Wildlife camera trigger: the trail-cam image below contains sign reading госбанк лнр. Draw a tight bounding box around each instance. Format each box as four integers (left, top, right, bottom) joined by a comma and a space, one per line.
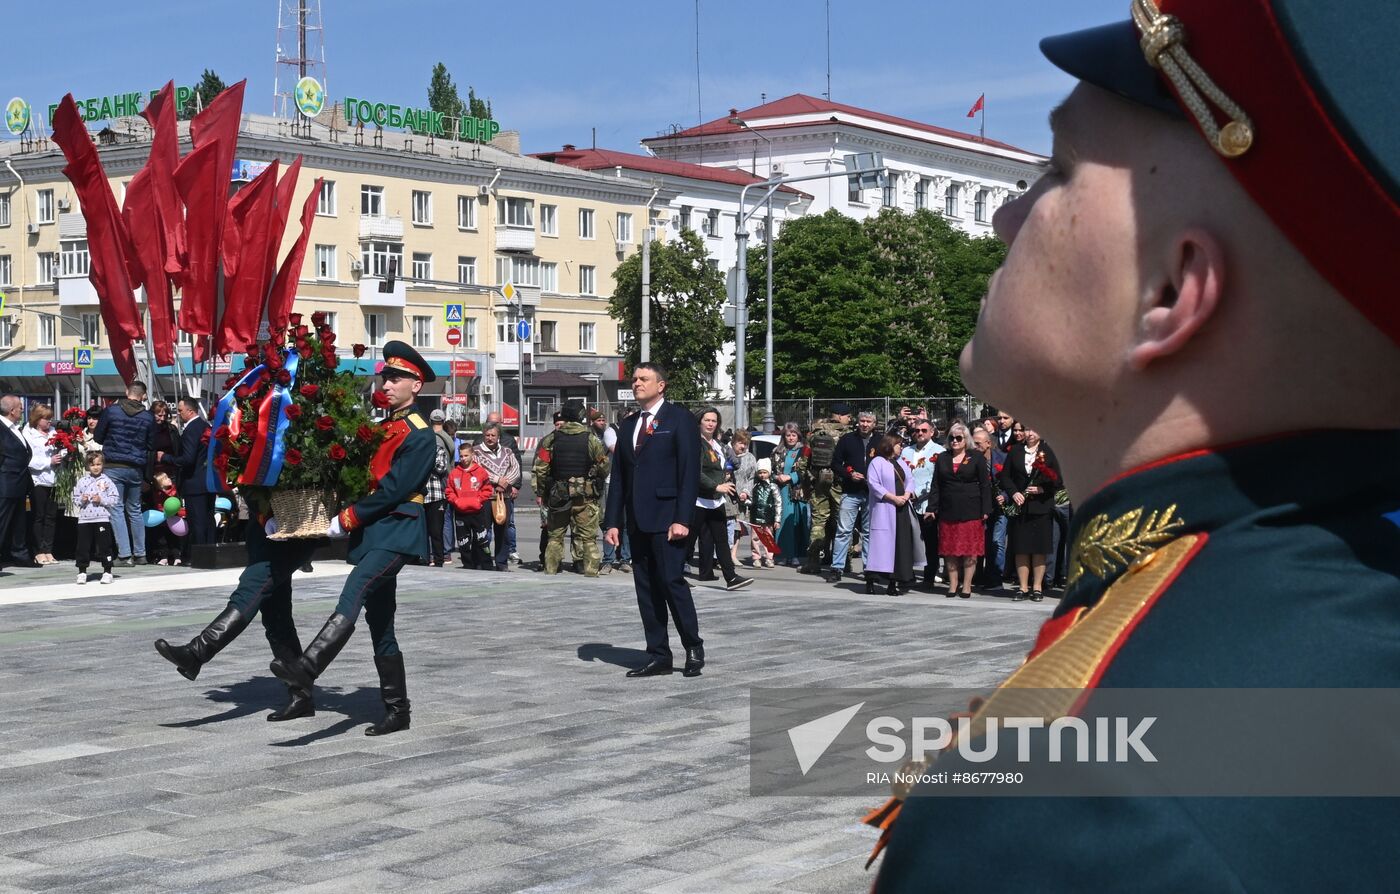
46, 86, 197, 126
344, 96, 500, 142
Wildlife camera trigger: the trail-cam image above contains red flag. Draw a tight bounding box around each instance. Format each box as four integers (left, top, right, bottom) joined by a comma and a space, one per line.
267, 176, 322, 332
267, 156, 302, 275
122, 171, 176, 367
138, 82, 186, 283
218, 160, 278, 355
50, 95, 145, 384
967, 94, 985, 117
186, 79, 246, 358
173, 141, 222, 361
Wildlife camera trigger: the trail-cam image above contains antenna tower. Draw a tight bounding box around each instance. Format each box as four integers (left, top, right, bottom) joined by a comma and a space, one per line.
274, 0, 327, 119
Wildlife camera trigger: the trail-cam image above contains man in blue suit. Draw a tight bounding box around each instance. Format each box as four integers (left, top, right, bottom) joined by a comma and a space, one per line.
173, 396, 214, 550
604, 362, 705, 678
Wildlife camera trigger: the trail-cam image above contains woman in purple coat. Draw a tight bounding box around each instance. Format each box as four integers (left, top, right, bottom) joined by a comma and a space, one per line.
865, 434, 926, 595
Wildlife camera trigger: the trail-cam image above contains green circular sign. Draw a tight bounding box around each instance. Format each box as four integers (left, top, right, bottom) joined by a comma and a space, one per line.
5, 97, 31, 137
295, 77, 325, 118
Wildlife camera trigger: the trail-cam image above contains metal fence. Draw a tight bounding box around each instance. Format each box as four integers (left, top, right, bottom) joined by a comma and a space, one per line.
613, 396, 985, 433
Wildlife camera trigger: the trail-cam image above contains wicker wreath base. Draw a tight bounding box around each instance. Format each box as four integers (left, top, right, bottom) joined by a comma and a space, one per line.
267, 488, 338, 540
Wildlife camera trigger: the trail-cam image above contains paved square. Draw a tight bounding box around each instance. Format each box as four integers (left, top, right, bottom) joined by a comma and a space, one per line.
0, 532, 1049, 893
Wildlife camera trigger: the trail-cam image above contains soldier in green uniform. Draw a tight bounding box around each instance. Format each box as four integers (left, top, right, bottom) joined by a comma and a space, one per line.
870, 1, 1400, 890
152, 499, 318, 721
533, 404, 609, 576
795, 403, 850, 575
270, 341, 438, 737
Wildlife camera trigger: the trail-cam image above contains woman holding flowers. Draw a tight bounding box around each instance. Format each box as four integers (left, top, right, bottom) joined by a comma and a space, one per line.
25, 404, 64, 565
998, 427, 1062, 601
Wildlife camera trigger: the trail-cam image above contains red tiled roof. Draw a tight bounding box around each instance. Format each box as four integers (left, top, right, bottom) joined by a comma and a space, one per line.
531, 146, 811, 196
641, 93, 1035, 156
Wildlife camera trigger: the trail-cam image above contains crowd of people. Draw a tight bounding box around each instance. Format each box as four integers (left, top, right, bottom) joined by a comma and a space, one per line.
0, 383, 218, 579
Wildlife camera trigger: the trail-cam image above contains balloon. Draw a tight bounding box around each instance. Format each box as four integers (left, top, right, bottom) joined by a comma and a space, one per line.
166, 516, 188, 537
214, 496, 233, 512
143, 509, 165, 528
163, 496, 182, 517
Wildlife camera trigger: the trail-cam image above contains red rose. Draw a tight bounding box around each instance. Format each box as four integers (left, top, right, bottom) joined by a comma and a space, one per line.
328, 444, 347, 461
352, 343, 367, 358
322, 331, 336, 346
801, 446, 811, 457
323, 352, 339, 368
315, 415, 334, 431
214, 425, 232, 441
356, 424, 375, 443
235, 441, 251, 457
298, 344, 314, 360
214, 454, 229, 471
299, 384, 320, 399
371, 391, 391, 410
311, 311, 327, 326
235, 385, 251, 401
270, 330, 286, 347
289, 313, 303, 326
259, 370, 272, 384
284, 405, 302, 421
200, 429, 211, 445
276, 369, 292, 385
266, 353, 284, 371
295, 325, 309, 339
285, 448, 303, 466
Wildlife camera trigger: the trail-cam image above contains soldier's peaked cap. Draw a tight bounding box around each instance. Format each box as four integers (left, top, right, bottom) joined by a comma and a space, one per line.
381, 340, 436, 383
1042, 0, 1400, 346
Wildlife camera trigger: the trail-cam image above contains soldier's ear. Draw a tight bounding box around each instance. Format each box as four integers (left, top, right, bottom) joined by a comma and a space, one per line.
1128, 227, 1226, 371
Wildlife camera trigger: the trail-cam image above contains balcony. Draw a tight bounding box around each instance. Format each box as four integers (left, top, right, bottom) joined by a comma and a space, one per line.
494, 224, 536, 253
359, 276, 406, 307
359, 215, 404, 240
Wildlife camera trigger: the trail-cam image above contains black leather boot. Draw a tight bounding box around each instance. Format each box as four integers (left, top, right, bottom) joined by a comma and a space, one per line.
798, 552, 823, 576
266, 639, 315, 722
269, 613, 355, 692
683, 645, 706, 677
154, 605, 252, 681
365, 654, 411, 736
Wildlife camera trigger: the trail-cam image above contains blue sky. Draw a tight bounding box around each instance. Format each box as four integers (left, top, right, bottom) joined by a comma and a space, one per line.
6, 0, 1125, 157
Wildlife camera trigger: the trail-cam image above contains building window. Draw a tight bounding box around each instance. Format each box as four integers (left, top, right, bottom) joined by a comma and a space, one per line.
361, 241, 403, 278
538, 319, 557, 353
678, 206, 692, 231
974, 189, 989, 223
411, 315, 433, 348
37, 252, 57, 285
541, 261, 558, 293
361, 184, 384, 217
578, 208, 595, 239
323, 311, 338, 335
411, 190, 432, 225
317, 181, 337, 216
616, 212, 633, 244
705, 258, 720, 272
457, 195, 477, 230
314, 244, 337, 279
178, 329, 194, 346
495, 311, 518, 344
914, 178, 928, 210
495, 255, 541, 287
365, 312, 387, 347
578, 322, 596, 353
457, 256, 477, 285
497, 197, 534, 228
81, 312, 101, 346
0, 254, 10, 286
579, 265, 596, 295
705, 208, 720, 237
540, 204, 558, 236
59, 240, 90, 278
882, 171, 899, 208
848, 173, 862, 204
37, 189, 55, 224
412, 251, 433, 280
945, 184, 961, 218
0, 193, 9, 227
0, 317, 11, 348
527, 396, 556, 425
38, 315, 55, 348
464, 318, 478, 349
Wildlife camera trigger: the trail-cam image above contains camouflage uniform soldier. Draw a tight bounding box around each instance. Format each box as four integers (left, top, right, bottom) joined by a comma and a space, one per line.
795, 402, 852, 575
533, 404, 609, 576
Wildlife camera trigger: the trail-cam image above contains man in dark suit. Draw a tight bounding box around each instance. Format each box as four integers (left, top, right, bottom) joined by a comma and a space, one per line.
173, 396, 215, 550
604, 362, 705, 678
0, 394, 36, 569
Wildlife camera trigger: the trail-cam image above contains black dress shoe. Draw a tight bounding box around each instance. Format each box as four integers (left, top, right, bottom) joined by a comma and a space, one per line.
626, 659, 674, 677
682, 646, 705, 677
694, 573, 718, 582
822, 569, 843, 584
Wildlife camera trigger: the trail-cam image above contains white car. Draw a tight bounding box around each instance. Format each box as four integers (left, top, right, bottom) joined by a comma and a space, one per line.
749, 434, 781, 463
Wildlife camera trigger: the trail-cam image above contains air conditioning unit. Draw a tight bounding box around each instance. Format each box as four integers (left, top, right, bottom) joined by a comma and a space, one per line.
477, 185, 491, 198
57, 198, 72, 212
25, 223, 39, 235
770, 162, 785, 176
349, 259, 363, 275
615, 240, 629, 254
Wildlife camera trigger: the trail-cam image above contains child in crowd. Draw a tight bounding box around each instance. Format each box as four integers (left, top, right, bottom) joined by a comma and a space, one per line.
148, 472, 186, 566
72, 452, 119, 584
749, 458, 781, 569
445, 443, 494, 570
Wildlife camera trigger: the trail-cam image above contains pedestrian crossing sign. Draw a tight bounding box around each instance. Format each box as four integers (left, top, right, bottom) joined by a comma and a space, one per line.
74, 346, 94, 369
443, 302, 464, 325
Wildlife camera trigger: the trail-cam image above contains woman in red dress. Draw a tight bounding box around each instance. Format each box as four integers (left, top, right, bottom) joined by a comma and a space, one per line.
930, 423, 993, 597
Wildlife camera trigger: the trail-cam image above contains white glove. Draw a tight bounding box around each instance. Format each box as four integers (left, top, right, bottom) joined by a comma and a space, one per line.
264, 517, 279, 536
327, 516, 347, 539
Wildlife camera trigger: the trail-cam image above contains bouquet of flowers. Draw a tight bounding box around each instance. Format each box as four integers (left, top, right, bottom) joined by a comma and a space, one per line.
208, 311, 382, 537
1003, 451, 1059, 519
49, 407, 89, 512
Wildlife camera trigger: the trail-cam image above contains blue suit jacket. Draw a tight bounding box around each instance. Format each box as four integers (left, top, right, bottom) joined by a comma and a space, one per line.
604, 400, 699, 535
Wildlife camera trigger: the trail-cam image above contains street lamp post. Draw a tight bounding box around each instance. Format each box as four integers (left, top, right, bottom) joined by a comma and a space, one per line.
728, 112, 777, 431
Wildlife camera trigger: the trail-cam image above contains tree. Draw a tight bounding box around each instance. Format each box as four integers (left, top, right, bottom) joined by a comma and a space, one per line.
183, 69, 228, 119
466, 86, 491, 121
609, 231, 728, 401
743, 208, 1006, 398
427, 62, 464, 129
